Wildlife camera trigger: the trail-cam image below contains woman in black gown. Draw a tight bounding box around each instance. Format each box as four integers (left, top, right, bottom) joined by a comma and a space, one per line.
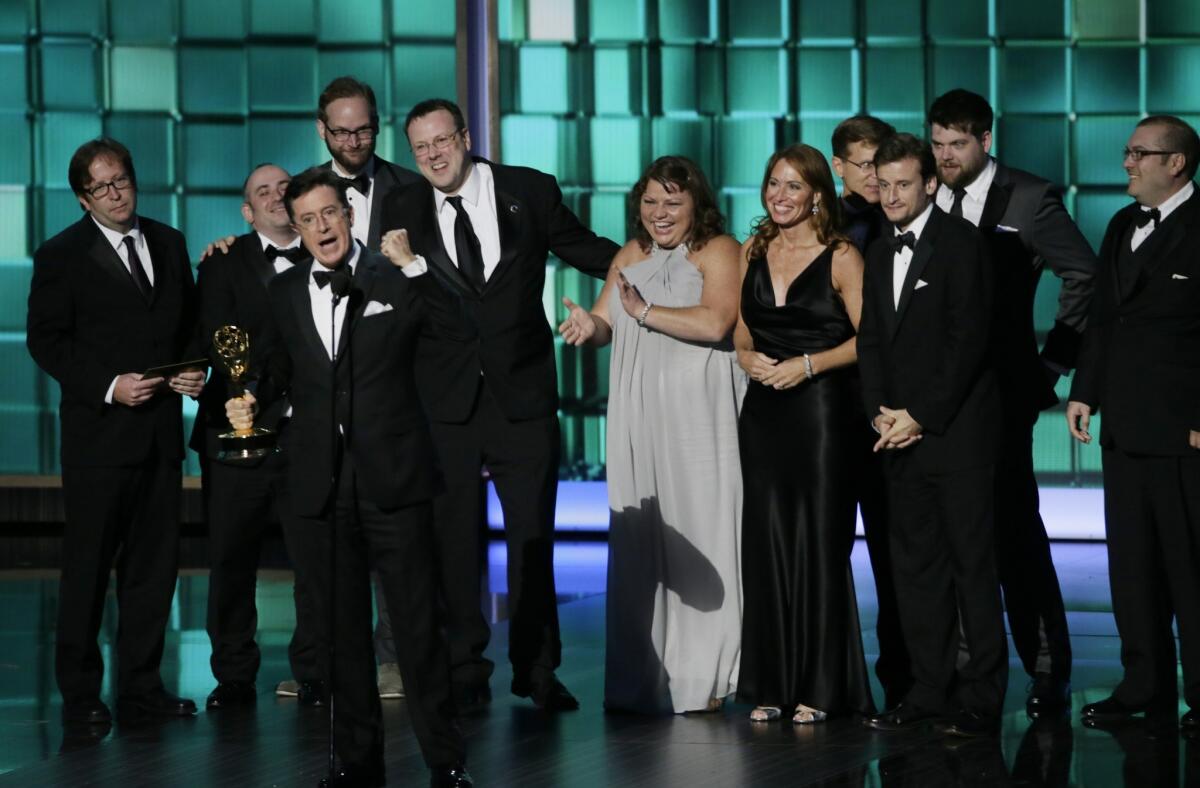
735, 143, 875, 724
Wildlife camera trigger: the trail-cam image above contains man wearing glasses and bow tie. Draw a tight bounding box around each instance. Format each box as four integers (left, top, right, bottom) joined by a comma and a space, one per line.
192, 163, 326, 712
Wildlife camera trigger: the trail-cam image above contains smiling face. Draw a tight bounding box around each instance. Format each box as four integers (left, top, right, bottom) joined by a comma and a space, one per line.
930, 122, 991, 190
241, 165, 292, 237
407, 108, 472, 195
1124, 123, 1187, 207
832, 140, 880, 203
639, 179, 695, 248
291, 185, 354, 269
876, 156, 938, 229
77, 155, 137, 233
762, 158, 817, 228
318, 96, 377, 174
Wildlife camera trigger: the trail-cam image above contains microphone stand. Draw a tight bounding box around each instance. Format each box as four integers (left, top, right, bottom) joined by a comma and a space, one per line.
326, 267, 352, 784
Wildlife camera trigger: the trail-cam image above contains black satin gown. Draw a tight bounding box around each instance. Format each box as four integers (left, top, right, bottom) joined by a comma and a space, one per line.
735, 246, 874, 716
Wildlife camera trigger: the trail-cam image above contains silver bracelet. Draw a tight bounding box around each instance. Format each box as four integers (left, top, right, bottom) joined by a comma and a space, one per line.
803, 353, 814, 380
637, 302, 654, 327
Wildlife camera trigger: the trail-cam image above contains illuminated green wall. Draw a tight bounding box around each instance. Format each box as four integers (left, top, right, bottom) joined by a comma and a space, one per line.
4, 0, 1199, 482
500, 0, 1200, 484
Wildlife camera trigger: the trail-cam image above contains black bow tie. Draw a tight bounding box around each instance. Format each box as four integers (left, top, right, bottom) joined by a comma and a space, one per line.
888, 231, 917, 252
1134, 207, 1161, 229
340, 173, 371, 197
265, 244, 307, 264
312, 265, 348, 289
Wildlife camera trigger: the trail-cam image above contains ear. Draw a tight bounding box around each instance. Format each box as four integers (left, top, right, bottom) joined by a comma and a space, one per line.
980, 129, 993, 155
1169, 152, 1188, 178
462, 128, 472, 152
316, 118, 327, 141
831, 156, 845, 179
77, 193, 91, 213
241, 202, 254, 225
924, 176, 939, 196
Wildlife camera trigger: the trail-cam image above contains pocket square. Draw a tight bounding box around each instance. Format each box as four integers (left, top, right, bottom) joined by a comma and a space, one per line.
914, 279, 929, 290
995, 224, 1020, 233
1172, 273, 1190, 280
363, 300, 394, 317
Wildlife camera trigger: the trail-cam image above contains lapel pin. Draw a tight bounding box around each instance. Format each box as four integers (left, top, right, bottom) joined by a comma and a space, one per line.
509, 203, 519, 213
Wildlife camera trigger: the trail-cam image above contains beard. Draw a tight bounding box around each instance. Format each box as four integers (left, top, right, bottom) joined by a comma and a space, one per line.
326, 138, 374, 175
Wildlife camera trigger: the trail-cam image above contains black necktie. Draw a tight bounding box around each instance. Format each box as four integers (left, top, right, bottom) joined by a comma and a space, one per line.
121, 235, 152, 298
1134, 207, 1161, 229
446, 195, 486, 292
949, 187, 967, 218
340, 173, 371, 197
887, 231, 916, 253
266, 244, 307, 264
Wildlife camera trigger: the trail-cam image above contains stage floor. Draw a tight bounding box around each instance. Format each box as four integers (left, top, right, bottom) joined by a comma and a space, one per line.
0, 542, 1194, 787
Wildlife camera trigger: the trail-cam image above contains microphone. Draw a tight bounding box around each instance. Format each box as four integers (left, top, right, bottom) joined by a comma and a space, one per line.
329, 267, 353, 305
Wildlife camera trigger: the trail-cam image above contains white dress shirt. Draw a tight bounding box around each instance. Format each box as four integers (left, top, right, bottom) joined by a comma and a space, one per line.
434, 162, 502, 282
95, 216, 156, 403
1131, 180, 1194, 252
308, 243, 362, 361
257, 231, 303, 275
333, 158, 376, 249
892, 203, 935, 310
936, 157, 997, 228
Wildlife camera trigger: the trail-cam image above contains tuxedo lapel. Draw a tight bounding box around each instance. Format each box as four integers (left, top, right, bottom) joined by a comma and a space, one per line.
367, 156, 391, 251
336, 248, 377, 362
141, 221, 170, 306
292, 261, 331, 364
484, 173, 525, 293
414, 187, 475, 295
1142, 191, 1199, 279
246, 239, 277, 289
979, 169, 1014, 230
893, 211, 940, 331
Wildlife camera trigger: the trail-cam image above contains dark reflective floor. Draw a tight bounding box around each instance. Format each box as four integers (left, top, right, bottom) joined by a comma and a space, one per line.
0, 542, 1195, 786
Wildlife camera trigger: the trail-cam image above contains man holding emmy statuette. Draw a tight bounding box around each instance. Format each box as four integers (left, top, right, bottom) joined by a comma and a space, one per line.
190, 163, 327, 712
225, 167, 469, 788
26, 138, 204, 725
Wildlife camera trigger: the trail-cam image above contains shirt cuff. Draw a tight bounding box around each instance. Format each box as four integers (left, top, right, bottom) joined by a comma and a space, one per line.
105, 376, 118, 404
400, 255, 428, 278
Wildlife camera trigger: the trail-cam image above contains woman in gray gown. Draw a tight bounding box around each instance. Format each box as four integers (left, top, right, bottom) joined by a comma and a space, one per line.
558, 156, 746, 714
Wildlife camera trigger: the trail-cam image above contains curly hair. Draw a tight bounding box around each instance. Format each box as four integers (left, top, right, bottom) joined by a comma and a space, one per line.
628, 156, 725, 253
747, 144, 846, 261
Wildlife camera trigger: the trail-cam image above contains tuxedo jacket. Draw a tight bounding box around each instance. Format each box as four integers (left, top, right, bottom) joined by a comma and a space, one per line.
977, 163, 1097, 411
858, 207, 1001, 472
1069, 188, 1200, 456
319, 155, 421, 252
255, 251, 457, 517
380, 157, 620, 423
27, 215, 196, 468
189, 232, 305, 464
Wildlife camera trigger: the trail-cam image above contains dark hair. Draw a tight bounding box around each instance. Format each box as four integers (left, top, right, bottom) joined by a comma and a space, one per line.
242, 162, 284, 202
927, 88, 994, 139
318, 76, 378, 124
831, 115, 896, 159
68, 137, 137, 199
628, 156, 725, 253
404, 98, 468, 137
282, 167, 350, 222
874, 133, 938, 183
1137, 115, 1200, 181
748, 145, 846, 261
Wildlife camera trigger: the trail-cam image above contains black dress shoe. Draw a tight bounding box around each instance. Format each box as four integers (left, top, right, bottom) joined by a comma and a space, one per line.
940, 708, 1000, 738
430, 765, 473, 787
863, 702, 941, 731
298, 680, 328, 707
62, 698, 111, 725
1080, 696, 1142, 722
205, 681, 257, 709
316, 764, 385, 788
512, 675, 579, 711
117, 689, 197, 720
1026, 674, 1070, 717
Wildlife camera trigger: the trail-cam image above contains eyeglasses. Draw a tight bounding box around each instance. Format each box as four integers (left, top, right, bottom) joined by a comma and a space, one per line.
295, 205, 349, 229
842, 159, 876, 173
1123, 147, 1179, 162
411, 130, 462, 159
325, 124, 377, 143
85, 174, 132, 199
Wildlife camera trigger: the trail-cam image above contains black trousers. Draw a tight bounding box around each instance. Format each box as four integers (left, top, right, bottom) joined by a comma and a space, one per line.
430, 380, 562, 690
287, 455, 464, 771
854, 424, 911, 706
57, 461, 181, 703
885, 457, 1008, 716
202, 438, 319, 684
993, 406, 1072, 681
1103, 447, 1200, 710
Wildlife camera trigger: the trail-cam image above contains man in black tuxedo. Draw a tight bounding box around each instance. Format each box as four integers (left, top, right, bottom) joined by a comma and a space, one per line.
830, 113, 911, 708
858, 133, 1007, 737
381, 98, 619, 711
1068, 115, 1200, 732
192, 163, 325, 710
27, 138, 205, 724
227, 168, 470, 788
929, 89, 1096, 715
